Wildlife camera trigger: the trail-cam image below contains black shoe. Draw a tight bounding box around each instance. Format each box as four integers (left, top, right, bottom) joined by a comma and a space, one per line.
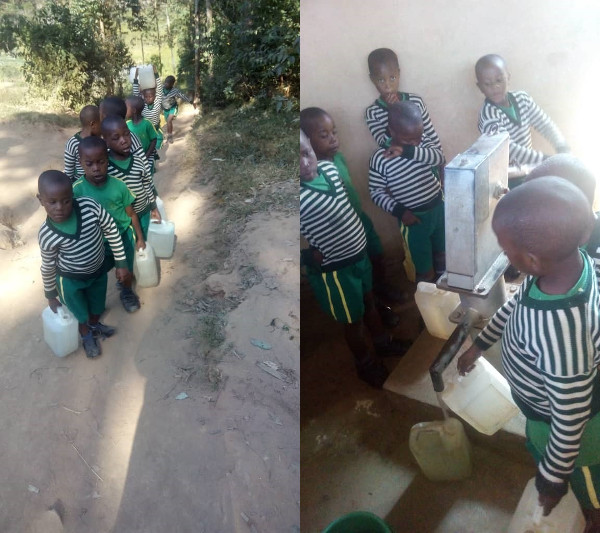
89, 322, 116, 340
377, 303, 400, 328
82, 332, 101, 358
374, 338, 412, 358
355, 358, 389, 388
120, 288, 140, 313
116, 280, 123, 291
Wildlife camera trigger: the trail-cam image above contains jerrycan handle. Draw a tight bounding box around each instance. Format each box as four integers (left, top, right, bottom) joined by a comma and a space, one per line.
429, 310, 477, 393
56, 305, 69, 322
137, 248, 147, 260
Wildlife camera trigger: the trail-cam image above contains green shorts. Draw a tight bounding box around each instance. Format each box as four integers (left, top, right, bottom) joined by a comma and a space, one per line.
526, 412, 600, 509
163, 106, 178, 121
306, 254, 372, 324
359, 211, 383, 257
104, 226, 136, 272
399, 201, 445, 278
56, 272, 108, 324
138, 209, 151, 240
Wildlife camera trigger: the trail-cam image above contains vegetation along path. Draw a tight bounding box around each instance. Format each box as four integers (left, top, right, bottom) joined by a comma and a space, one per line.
0, 106, 299, 532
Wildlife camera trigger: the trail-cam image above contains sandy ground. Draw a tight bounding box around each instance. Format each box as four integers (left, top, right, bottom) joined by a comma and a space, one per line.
0, 109, 299, 532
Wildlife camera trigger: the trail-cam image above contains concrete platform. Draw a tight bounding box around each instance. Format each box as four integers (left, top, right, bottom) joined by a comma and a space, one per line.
383, 330, 525, 440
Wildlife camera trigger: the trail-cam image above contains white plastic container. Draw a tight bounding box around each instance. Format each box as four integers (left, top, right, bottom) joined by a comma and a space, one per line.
507, 477, 585, 533
147, 220, 175, 258
415, 282, 461, 339
134, 244, 159, 288
441, 355, 519, 435
409, 418, 472, 481
42, 305, 79, 357
129, 65, 156, 90
155, 196, 167, 221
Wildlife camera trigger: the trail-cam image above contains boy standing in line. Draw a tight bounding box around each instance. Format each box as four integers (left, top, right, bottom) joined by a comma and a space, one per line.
64, 105, 101, 182
369, 102, 445, 283
102, 115, 161, 239
38, 170, 129, 358
73, 136, 144, 313
132, 65, 164, 157
301, 129, 411, 389
476, 54, 570, 167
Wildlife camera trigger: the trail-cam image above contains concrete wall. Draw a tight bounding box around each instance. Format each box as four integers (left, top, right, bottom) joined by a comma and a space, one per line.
300, 0, 600, 251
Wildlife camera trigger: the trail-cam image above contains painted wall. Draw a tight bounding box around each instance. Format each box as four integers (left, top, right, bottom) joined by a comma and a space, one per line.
300, 0, 600, 251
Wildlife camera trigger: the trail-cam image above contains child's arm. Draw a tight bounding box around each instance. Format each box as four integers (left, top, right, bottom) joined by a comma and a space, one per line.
125, 205, 146, 251
365, 104, 392, 148
132, 67, 140, 96
389, 136, 445, 166
526, 96, 570, 153
175, 88, 195, 108
63, 138, 78, 181
39, 229, 62, 311
145, 138, 157, 161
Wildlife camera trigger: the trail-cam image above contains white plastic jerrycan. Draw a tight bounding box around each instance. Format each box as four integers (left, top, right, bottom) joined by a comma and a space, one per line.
137, 64, 156, 90
134, 244, 159, 288
409, 417, 472, 481
147, 220, 175, 259
441, 355, 519, 435
507, 477, 585, 533
155, 196, 167, 221
414, 282, 461, 339
42, 305, 79, 357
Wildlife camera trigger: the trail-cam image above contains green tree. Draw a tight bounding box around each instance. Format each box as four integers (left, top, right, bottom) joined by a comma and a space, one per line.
18, 0, 132, 109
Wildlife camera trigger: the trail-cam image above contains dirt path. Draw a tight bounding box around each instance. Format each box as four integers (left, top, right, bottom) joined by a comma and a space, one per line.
0, 110, 299, 532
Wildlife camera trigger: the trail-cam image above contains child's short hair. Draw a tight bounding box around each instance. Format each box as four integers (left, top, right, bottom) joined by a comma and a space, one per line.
79, 105, 99, 127
494, 177, 592, 260
100, 96, 127, 119
526, 154, 596, 206
126, 96, 144, 115
388, 101, 422, 132
101, 115, 126, 135
79, 135, 108, 155
299, 107, 329, 136
38, 170, 71, 194
475, 54, 506, 77
164, 75, 176, 85
368, 48, 399, 74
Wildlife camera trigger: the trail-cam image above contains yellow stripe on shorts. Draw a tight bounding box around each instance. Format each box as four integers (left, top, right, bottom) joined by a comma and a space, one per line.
321, 272, 337, 321
57, 276, 65, 301
400, 223, 416, 283
582, 466, 600, 508
332, 271, 352, 323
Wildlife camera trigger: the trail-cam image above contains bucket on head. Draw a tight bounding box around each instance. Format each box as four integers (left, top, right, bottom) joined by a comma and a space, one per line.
42, 305, 79, 357
147, 220, 175, 259
137, 65, 156, 90
507, 477, 585, 533
414, 282, 460, 339
440, 355, 519, 435
134, 244, 159, 288
322, 511, 393, 533
409, 417, 472, 481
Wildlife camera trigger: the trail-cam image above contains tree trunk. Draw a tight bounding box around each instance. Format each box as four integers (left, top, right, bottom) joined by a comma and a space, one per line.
165, 0, 175, 71
194, 0, 201, 99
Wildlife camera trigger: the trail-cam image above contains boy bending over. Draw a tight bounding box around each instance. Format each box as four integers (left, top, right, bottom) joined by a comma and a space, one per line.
476, 54, 569, 167
38, 170, 130, 358
458, 177, 600, 531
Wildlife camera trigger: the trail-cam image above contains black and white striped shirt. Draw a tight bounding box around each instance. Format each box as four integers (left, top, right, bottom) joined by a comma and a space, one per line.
300, 162, 366, 271
64, 133, 84, 182
365, 92, 443, 154
478, 90, 567, 165
162, 88, 193, 110
369, 136, 444, 219
133, 75, 164, 128
107, 153, 156, 215
39, 197, 126, 299
474, 253, 600, 490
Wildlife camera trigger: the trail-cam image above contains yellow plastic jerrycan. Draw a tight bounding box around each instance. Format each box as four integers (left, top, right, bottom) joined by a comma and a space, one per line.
409, 417, 472, 481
